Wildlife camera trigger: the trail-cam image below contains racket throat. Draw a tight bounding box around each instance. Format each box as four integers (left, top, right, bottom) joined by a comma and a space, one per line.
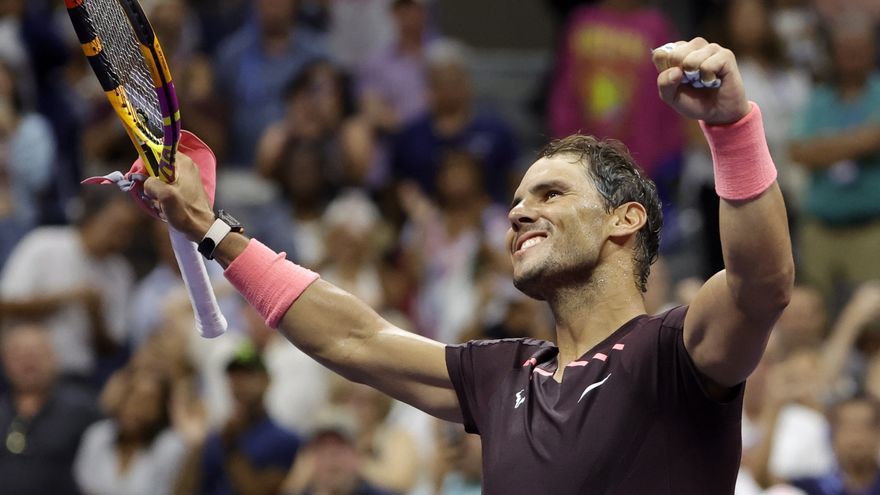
139, 141, 161, 176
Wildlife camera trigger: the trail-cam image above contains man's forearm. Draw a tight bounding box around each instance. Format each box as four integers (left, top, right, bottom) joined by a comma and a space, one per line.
701, 105, 795, 319
789, 126, 880, 170
719, 185, 794, 319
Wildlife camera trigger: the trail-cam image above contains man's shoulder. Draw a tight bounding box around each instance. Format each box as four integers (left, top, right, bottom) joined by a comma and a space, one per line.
448, 337, 557, 370
451, 337, 553, 351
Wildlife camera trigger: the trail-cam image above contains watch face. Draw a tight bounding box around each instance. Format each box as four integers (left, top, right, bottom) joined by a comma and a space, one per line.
217, 210, 243, 231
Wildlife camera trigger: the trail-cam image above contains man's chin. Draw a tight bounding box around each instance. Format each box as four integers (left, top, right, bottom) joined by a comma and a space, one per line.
512, 271, 547, 301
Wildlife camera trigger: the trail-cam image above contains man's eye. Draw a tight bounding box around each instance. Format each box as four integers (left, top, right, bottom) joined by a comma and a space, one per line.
546, 191, 561, 200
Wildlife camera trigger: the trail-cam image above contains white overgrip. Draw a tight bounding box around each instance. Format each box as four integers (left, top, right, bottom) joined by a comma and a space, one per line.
168, 227, 227, 338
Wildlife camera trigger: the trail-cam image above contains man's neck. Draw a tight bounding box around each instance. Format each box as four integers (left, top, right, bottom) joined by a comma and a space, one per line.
398, 33, 423, 55
433, 107, 470, 136
547, 261, 645, 380
15, 390, 50, 419
261, 31, 291, 56
842, 463, 879, 492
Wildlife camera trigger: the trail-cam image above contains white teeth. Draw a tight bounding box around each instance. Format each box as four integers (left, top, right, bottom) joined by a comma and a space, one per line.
520, 236, 545, 251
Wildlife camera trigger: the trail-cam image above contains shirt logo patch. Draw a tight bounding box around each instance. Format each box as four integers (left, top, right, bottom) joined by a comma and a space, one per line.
578, 373, 612, 403
514, 389, 526, 409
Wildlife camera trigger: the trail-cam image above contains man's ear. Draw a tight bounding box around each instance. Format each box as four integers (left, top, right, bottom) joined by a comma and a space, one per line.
608, 202, 647, 242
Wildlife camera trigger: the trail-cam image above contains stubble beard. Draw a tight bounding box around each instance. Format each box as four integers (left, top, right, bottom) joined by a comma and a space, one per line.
513, 249, 596, 301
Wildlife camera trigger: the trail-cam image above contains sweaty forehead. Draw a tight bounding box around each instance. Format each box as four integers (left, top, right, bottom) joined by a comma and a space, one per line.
514, 156, 592, 195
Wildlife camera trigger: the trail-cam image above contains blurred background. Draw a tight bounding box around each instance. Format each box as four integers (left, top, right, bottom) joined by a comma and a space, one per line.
0, 0, 879, 494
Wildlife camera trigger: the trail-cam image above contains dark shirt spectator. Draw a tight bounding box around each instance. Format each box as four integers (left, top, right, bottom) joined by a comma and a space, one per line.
0, 322, 99, 495
391, 40, 518, 204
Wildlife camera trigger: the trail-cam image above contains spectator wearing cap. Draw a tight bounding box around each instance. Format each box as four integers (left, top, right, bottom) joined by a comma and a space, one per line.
190, 342, 301, 495
0, 321, 99, 495
280, 409, 395, 495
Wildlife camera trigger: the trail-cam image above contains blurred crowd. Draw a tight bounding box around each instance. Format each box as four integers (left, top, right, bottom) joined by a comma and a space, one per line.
0, 0, 878, 494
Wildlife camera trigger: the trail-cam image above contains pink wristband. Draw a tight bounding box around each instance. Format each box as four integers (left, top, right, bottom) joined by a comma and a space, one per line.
700, 102, 777, 201
224, 239, 319, 329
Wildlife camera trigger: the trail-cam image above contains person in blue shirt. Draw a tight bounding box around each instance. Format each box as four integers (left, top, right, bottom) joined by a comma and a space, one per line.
792, 397, 880, 495
196, 342, 301, 495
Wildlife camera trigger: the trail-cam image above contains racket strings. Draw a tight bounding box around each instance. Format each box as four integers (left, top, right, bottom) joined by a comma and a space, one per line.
86, 0, 164, 140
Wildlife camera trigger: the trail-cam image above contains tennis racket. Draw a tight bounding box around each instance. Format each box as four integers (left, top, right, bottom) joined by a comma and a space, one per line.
65, 0, 227, 338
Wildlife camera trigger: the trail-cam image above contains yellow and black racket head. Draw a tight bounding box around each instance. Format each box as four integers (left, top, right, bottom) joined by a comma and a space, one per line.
65, 0, 181, 182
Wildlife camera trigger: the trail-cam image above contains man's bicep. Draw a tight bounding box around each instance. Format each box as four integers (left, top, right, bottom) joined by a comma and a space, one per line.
684, 271, 776, 390
347, 326, 462, 422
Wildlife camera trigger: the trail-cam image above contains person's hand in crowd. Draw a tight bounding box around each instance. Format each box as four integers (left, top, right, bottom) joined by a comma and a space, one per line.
279, 447, 316, 495
652, 38, 752, 125
99, 367, 131, 415
837, 281, 880, 332
170, 379, 209, 448
397, 180, 436, 227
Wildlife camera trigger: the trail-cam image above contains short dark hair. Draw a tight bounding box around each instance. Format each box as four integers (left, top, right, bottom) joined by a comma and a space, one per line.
538, 135, 662, 292
827, 396, 880, 429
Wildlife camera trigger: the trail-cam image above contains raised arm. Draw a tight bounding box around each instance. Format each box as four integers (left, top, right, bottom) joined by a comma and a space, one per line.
653, 38, 795, 392
145, 163, 461, 422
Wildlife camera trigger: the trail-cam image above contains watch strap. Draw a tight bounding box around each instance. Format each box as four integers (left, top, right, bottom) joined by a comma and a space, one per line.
197, 217, 234, 260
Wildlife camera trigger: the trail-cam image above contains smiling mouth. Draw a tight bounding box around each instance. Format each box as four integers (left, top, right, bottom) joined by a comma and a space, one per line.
514, 233, 548, 254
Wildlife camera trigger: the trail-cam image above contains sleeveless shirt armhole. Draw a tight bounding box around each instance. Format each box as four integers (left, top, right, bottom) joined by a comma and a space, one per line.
663, 306, 746, 409
445, 344, 480, 435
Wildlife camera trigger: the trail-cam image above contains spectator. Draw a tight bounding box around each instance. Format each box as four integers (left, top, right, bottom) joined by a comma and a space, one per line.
256, 139, 332, 267
682, 0, 811, 277
792, 397, 880, 495
0, 188, 139, 385
73, 366, 187, 495
0, 321, 99, 495
215, 0, 327, 165
319, 190, 385, 309
326, 0, 395, 70
433, 422, 482, 495
150, 0, 228, 161
745, 346, 836, 488
391, 39, 519, 205
359, 0, 433, 132
788, 12, 880, 305
281, 409, 395, 495
184, 342, 301, 495
256, 59, 369, 190
0, 59, 56, 268
329, 378, 420, 494
546, 0, 684, 186
193, 303, 332, 436
399, 152, 509, 342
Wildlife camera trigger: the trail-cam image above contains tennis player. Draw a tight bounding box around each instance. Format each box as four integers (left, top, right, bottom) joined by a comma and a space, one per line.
146, 37, 793, 494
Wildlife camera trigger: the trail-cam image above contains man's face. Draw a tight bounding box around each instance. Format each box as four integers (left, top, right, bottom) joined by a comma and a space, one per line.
227, 369, 269, 411
428, 63, 470, 115
1, 326, 56, 394
832, 400, 880, 470
506, 156, 609, 300
85, 198, 140, 257
832, 28, 876, 85
310, 434, 360, 492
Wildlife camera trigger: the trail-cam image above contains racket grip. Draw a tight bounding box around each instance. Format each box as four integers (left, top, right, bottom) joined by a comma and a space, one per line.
168, 227, 227, 338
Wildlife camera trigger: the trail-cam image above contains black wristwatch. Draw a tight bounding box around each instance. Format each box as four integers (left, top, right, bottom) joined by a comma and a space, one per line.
197, 210, 244, 260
